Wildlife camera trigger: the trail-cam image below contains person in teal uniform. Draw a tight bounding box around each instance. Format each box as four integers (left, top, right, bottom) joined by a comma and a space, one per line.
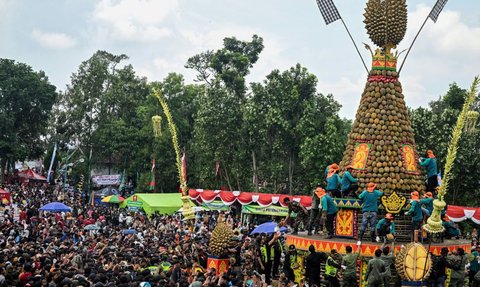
325, 166, 342, 198
358, 182, 383, 243
318, 188, 338, 239
405, 191, 424, 242
420, 191, 434, 216
419, 150, 438, 193
341, 165, 358, 197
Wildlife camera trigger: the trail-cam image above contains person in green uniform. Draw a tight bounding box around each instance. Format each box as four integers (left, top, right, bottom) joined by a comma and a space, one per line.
419, 150, 438, 193
318, 188, 338, 239
341, 242, 361, 287
448, 248, 468, 287
380, 244, 395, 287
364, 249, 386, 287
405, 191, 423, 242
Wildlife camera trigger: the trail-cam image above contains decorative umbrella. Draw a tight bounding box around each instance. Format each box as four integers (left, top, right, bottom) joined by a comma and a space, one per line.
84, 224, 100, 231
39, 202, 71, 212
250, 222, 288, 235
101, 195, 125, 204
122, 229, 138, 235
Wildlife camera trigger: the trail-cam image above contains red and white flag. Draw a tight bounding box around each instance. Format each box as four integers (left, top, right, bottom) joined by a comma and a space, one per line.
181, 149, 187, 183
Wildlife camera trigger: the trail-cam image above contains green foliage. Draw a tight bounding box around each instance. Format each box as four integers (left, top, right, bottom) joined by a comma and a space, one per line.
410, 82, 480, 205
0, 59, 57, 178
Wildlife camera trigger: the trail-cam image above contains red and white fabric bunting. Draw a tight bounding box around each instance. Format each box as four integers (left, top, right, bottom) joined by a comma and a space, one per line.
188, 188, 312, 208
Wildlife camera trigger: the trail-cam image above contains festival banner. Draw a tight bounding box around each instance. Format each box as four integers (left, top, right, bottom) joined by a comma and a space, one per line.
92, 174, 121, 186
202, 201, 230, 211
241, 205, 288, 217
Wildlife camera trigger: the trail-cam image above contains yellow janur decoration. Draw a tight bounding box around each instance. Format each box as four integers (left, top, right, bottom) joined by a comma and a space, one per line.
425, 77, 480, 233
152, 115, 162, 137
153, 88, 194, 220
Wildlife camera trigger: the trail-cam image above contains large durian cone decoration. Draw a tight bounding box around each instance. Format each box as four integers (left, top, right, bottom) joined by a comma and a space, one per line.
339, 0, 425, 196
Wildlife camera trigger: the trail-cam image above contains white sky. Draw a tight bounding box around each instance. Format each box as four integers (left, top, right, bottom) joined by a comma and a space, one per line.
0, 0, 479, 119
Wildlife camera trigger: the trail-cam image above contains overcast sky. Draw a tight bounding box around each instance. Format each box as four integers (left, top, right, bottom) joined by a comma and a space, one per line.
1, 0, 479, 119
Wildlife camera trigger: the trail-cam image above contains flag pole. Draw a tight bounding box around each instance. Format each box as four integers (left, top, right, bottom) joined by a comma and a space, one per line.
340, 18, 369, 74
397, 15, 429, 75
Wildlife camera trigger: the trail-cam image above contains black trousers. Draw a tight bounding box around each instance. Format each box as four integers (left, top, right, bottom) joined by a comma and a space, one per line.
326, 213, 336, 236
342, 183, 358, 197
308, 209, 321, 232
426, 175, 438, 192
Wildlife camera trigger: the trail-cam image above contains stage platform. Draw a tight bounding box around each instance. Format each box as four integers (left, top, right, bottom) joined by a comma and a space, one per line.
285, 232, 471, 257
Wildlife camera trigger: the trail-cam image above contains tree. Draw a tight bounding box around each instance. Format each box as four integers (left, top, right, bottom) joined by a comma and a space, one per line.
55, 51, 150, 188
0, 59, 57, 180
187, 35, 264, 191
410, 82, 480, 205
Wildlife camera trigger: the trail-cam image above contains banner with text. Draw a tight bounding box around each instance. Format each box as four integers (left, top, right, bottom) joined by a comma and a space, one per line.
242, 205, 288, 217
92, 174, 121, 186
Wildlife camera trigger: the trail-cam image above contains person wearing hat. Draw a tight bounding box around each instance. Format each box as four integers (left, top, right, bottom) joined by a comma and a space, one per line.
307, 186, 323, 236
319, 188, 338, 239
419, 150, 439, 193
420, 192, 434, 217
283, 245, 298, 283
442, 215, 461, 239
340, 166, 358, 198
325, 165, 342, 198
405, 191, 423, 242
283, 198, 308, 235
375, 213, 395, 243
357, 183, 383, 243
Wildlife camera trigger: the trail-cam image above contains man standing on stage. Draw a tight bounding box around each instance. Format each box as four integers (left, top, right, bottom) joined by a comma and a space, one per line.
283, 197, 308, 235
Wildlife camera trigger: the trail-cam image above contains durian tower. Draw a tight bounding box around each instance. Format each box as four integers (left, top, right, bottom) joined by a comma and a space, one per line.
339, 0, 425, 196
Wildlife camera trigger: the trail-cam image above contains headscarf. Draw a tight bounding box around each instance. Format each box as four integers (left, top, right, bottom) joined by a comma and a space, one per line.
424, 192, 433, 198
385, 213, 394, 220
427, 150, 435, 158
327, 163, 339, 178
411, 191, 420, 201
367, 182, 376, 192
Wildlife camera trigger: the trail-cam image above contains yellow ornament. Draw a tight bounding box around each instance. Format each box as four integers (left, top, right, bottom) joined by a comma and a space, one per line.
152, 115, 162, 137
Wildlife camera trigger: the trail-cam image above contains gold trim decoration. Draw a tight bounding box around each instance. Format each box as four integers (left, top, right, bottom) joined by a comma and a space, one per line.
381, 191, 407, 214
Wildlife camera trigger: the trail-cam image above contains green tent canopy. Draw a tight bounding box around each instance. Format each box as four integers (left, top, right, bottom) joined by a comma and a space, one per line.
120, 193, 194, 216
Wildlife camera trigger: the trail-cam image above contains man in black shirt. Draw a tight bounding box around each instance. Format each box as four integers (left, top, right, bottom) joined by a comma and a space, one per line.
305, 244, 326, 287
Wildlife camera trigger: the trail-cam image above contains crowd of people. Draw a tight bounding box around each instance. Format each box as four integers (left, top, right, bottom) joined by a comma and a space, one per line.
0, 147, 476, 287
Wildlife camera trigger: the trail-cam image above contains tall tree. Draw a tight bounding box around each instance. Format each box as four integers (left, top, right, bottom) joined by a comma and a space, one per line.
55, 51, 149, 182
0, 59, 57, 180
187, 35, 264, 191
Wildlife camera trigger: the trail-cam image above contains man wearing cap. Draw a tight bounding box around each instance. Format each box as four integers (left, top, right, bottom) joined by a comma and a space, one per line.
319, 188, 338, 239
419, 150, 439, 192
420, 192, 434, 217
358, 183, 383, 243
375, 213, 395, 243
307, 186, 323, 236
405, 191, 423, 242
341, 166, 358, 198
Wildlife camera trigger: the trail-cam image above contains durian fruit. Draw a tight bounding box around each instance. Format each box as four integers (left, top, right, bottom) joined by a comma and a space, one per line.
364, 0, 407, 47
395, 243, 432, 281
339, 78, 426, 196
208, 221, 234, 257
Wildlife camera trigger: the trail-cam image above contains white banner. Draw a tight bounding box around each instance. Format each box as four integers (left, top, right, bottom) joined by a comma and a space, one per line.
92, 174, 121, 186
